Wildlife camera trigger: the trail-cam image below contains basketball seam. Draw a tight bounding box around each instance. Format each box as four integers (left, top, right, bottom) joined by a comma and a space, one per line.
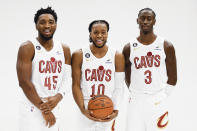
89, 106, 113, 110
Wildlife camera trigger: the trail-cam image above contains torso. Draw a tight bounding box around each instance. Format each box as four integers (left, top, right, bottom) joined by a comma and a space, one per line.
31, 38, 65, 98
81, 45, 116, 100
129, 36, 167, 94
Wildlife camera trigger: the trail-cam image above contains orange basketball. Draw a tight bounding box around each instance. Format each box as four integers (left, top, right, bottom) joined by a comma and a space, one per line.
88, 95, 113, 119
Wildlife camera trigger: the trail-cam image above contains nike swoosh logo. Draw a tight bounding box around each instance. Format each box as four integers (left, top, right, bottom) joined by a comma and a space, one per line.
157, 111, 169, 128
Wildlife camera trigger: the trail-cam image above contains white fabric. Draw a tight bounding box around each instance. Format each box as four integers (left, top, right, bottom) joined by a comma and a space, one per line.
18, 101, 60, 131
149, 83, 175, 104
80, 45, 116, 130
129, 36, 168, 94
57, 64, 72, 97
112, 72, 125, 110
126, 90, 169, 131
81, 45, 116, 100
31, 38, 65, 98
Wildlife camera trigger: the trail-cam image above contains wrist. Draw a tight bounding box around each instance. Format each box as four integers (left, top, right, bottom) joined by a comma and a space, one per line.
56, 93, 63, 101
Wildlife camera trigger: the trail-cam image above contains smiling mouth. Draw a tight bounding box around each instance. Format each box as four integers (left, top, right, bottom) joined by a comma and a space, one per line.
96, 40, 103, 44
43, 29, 51, 35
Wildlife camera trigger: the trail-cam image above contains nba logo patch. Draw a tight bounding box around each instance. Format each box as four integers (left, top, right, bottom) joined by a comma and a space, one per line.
36, 46, 41, 50
30, 106, 34, 112
133, 43, 138, 47
85, 53, 90, 58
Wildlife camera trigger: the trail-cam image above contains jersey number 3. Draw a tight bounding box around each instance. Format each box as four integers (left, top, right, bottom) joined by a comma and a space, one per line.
144, 70, 152, 84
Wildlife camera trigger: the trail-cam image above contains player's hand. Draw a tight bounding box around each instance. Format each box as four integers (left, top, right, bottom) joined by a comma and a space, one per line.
45, 94, 62, 111
82, 109, 103, 122
40, 102, 51, 114
99, 110, 118, 122
42, 111, 56, 128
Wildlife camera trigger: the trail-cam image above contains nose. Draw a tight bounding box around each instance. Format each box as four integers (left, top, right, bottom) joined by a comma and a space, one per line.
143, 18, 149, 25
97, 33, 102, 38
44, 22, 50, 28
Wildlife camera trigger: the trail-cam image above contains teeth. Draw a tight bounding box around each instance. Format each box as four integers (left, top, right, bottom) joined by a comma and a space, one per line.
44, 29, 50, 33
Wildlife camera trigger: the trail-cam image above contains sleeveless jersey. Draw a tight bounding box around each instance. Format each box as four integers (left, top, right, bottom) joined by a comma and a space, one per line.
81, 46, 116, 100
30, 39, 65, 98
129, 36, 167, 94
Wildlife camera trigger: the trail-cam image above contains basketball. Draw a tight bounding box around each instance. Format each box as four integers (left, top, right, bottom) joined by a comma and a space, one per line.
88, 95, 113, 119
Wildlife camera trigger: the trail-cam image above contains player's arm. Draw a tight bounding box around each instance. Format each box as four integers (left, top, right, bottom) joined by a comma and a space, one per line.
103, 51, 125, 121
164, 40, 177, 85
163, 40, 177, 95
45, 44, 72, 110
150, 41, 177, 105
71, 49, 85, 113
17, 41, 56, 127
122, 43, 131, 88
16, 41, 45, 109
72, 50, 107, 122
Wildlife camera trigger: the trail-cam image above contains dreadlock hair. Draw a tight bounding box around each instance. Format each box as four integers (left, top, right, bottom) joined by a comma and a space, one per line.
34, 6, 57, 24
88, 20, 109, 42
138, 8, 156, 18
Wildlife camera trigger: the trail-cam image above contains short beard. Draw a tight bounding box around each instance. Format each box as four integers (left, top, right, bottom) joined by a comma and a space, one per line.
92, 41, 107, 48
39, 33, 54, 41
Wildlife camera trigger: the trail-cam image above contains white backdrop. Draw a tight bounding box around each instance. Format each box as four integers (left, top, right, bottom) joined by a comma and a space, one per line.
0, 0, 197, 130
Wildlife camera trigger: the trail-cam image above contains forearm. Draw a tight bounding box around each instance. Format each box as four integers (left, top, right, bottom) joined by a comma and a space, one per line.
72, 85, 85, 113
20, 80, 43, 109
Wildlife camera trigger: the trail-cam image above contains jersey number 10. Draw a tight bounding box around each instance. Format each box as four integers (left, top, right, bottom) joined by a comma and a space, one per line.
90, 84, 105, 97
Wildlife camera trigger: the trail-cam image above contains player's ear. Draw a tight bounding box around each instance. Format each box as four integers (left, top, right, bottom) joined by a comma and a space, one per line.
153, 19, 156, 25
137, 18, 139, 24
35, 24, 38, 30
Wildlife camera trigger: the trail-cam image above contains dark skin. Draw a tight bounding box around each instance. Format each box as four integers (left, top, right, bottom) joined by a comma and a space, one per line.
16, 14, 71, 127
72, 23, 125, 122
123, 10, 177, 88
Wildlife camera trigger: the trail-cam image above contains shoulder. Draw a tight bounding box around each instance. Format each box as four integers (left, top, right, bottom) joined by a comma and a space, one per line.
17, 41, 35, 60
61, 43, 71, 56
72, 49, 83, 60
115, 50, 124, 60
18, 41, 34, 55
72, 49, 83, 66
122, 43, 130, 57
164, 40, 175, 55
61, 43, 70, 52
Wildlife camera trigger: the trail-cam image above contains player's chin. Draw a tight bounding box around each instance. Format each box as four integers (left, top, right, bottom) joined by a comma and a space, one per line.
95, 42, 106, 48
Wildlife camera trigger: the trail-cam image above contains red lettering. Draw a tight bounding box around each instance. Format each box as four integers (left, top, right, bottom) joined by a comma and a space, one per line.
134, 57, 141, 69
140, 56, 147, 68
51, 61, 57, 73
45, 61, 51, 73
145, 56, 153, 67
58, 61, 62, 73
39, 60, 45, 73
154, 55, 160, 67
105, 69, 112, 82
91, 69, 97, 81
85, 69, 91, 81
97, 69, 105, 81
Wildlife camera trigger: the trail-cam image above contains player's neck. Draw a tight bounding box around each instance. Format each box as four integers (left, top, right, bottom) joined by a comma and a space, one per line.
37, 37, 54, 51
137, 32, 157, 45
90, 44, 108, 58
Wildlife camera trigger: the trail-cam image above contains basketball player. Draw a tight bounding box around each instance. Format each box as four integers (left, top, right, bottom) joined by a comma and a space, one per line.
16, 7, 71, 131
123, 8, 177, 131
72, 20, 125, 131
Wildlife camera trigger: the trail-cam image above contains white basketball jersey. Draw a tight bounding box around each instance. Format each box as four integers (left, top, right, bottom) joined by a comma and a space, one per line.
81, 46, 116, 100
30, 39, 65, 98
129, 36, 167, 94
